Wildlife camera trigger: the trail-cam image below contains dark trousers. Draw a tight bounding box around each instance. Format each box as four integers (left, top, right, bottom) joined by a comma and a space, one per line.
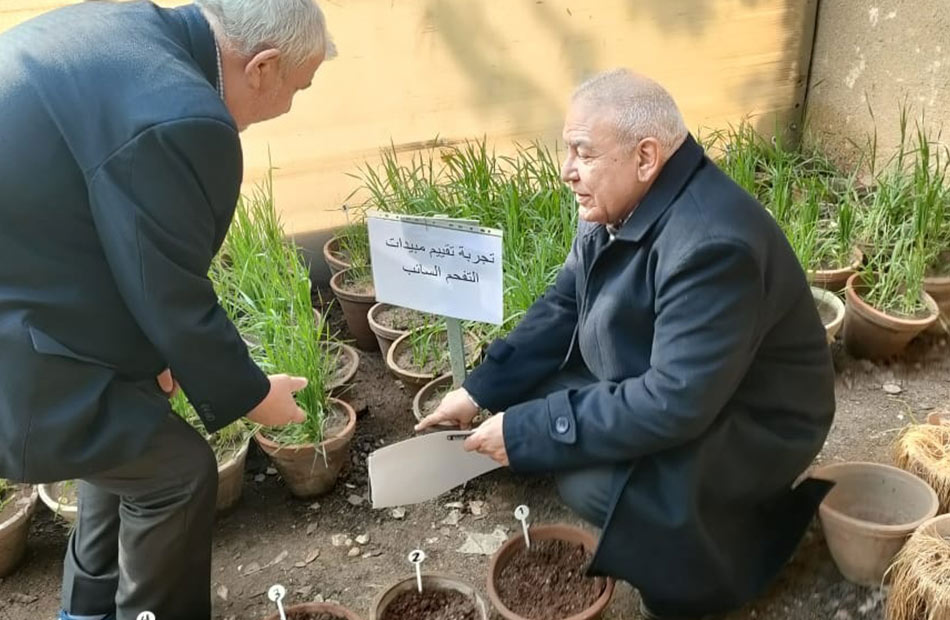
61, 412, 218, 620
525, 365, 624, 529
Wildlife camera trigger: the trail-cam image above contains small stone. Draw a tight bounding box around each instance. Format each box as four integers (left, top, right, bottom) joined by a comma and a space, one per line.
331, 534, 348, 547
347, 547, 361, 557
271, 550, 288, 565
362, 550, 382, 558
10, 593, 38, 605
294, 561, 307, 568
242, 561, 261, 576
444, 501, 464, 509
834, 610, 852, 620
426, 537, 439, 544
253, 473, 266, 483
345, 538, 354, 547
265, 466, 278, 475
314, 593, 325, 603
469, 501, 486, 516
355, 534, 370, 545
305, 548, 321, 563
295, 585, 314, 598
442, 509, 463, 526
347, 494, 364, 506
391, 507, 406, 520
306, 523, 319, 536
883, 383, 902, 395
344, 482, 356, 489
309, 501, 321, 511
216, 585, 229, 601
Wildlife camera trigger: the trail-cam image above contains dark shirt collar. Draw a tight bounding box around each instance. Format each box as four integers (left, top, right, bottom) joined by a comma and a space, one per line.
612, 134, 706, 243
172, 4, 220, 95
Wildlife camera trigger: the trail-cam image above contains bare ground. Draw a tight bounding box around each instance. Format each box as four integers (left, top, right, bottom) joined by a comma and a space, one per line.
1, 301, 948, 620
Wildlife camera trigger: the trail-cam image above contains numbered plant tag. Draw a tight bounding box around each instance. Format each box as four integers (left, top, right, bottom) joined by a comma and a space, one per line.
137, 613, 156, 620
408, 549, 426, 593
268, 584, 288, 620
514, 504, 531, 549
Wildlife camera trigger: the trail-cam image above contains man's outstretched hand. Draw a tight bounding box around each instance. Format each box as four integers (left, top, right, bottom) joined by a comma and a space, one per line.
246, 374, 308, 427
463, 412, 509, 466
415, 387, 480, 431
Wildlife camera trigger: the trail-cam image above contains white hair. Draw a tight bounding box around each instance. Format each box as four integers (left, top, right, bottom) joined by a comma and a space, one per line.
196, 0, 337, 68
572, 69, 687, 153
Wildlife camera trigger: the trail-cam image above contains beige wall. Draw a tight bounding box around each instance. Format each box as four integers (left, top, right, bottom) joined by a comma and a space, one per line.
3, 0, 817, 236
805, 0, 950, 167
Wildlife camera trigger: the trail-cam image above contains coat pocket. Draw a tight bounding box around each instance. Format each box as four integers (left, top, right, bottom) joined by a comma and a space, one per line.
28, 326, 116, 369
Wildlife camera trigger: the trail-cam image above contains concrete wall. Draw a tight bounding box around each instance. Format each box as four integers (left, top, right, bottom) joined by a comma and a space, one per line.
805, 0, 950, 166
3, 1, 817, 243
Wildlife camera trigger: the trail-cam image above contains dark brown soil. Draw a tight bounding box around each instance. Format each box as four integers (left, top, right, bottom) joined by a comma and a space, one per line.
375, 305, 433, 332
496, 539, 604, 619
286, 611, 347, 620
381, 589, 476, 620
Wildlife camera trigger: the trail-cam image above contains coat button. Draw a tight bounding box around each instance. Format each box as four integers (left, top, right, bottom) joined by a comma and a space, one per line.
554, 416, 570, 434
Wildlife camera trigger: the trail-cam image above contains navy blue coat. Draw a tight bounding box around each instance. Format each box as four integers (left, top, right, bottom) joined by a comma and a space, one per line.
0, 2, 269, 482
465, 136, 835, 614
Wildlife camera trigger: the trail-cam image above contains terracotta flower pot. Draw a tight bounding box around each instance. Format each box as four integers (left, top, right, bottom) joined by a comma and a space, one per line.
811, 287, 845, 344
323, 236, 351, 276
0, 484, 38, 577
386, 329, 481, 391
329, 268, 377, 351
813, 461, 939, 586
371, 574, 489, 620
215, 439, 249, 513
254, 398, 357, 498
487, 524, 615, 620
263, 601, 364, 620
412, 373, 455, 426
923, 274, 950, 335
367, 302, 406, 359
808, 248, 864, 293
842, 273, 939, 360
38, 480, 77, 523
327, 342, 360, 396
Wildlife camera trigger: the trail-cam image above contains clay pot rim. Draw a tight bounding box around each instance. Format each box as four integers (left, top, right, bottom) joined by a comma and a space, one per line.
263, 600, 364, 620
323, 236, 351, 272
370, 573, 489, 620
924, 273, 950, 287
327, 341, 360, 391
367, 302, 408, 341
813, 461, 939, 535
38, 481, 77, 520
487, 523, 615, 620
412, 373, 454, 424
386, 330, 481, 384
254, 397, 357, 454
811, 287, 845, 327
330, 268, 376, 303
216, 437, 250, 474
844, 272, 939, 329
808, 247, 864, 279
0, 485, 38, 535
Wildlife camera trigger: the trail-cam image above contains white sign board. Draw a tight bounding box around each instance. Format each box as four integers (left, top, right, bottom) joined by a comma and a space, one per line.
367, 212, 503, 324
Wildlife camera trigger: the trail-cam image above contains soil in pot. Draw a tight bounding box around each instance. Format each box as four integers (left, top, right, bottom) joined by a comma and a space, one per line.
495, 539, 605, 619
374, 305, 432, 333
381, 589, 477, 620
263, 601, 363, 620
329, 268, 377, 351
284, 611, 350, 620
414, 375, 489, 428
393, 331, 480, 377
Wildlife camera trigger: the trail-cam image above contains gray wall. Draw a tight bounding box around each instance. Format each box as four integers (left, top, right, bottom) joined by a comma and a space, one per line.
805, 0, 950, 166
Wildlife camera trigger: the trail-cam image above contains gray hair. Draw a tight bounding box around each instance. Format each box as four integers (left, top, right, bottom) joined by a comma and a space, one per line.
572, 69, 687, 153
196, 0, 337, 67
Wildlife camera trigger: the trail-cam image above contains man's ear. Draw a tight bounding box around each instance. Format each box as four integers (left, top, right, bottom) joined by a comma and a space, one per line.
244, 48, 282, 91
635, 137, 662, 182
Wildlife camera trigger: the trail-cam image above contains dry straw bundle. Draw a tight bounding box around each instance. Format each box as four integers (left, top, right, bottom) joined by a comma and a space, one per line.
894, 422, 950, 513
885, 514, 950, 620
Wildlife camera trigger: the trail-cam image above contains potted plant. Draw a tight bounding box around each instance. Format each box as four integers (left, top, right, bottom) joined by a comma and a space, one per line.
329, 266, 377, 351
0, 479, 39, 577
170, 392, 252, 513
323, 217, 369, 277
813, 461, 938, 586
367, 302, 433, 358
38, 479, 77, 523
487, 524, 615, 620
371, 574, 488, 620
385, 323, 481, 390
264, 600, 363, 620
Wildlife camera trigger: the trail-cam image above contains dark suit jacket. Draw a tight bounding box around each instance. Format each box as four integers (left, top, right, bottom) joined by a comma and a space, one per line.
0, 2, 269, 482
465, 136, 836, 614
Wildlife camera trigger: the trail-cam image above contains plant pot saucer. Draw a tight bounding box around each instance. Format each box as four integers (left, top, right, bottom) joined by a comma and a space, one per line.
38, 480, 78, 523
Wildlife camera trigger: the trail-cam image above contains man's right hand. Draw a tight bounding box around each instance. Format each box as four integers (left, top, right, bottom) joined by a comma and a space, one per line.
415, 387, 480, 431
246, 374, 308, 427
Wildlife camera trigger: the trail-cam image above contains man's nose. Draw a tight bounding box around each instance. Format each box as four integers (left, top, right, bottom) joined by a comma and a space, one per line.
561, 156, 577, 183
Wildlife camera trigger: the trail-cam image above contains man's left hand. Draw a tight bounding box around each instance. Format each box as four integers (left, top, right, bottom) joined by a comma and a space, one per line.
157, 368, 180, 398
463, 412, 509, 466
